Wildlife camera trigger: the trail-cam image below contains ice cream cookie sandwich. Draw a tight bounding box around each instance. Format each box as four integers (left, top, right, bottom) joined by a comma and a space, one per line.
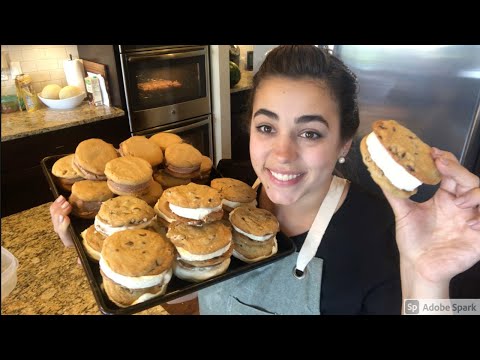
149, 132, 183, 152
94, 195, 157, 237
159, 183, 224, 225
51, 154, 85, 191
164, 143, 203, 179
74, 138, 118, 180
211, 178, 257, 213
100, 229, 175, 307
166, 221, 233, 282
229, 206, 279, 263
360, 119, 441, 198
80, 224, 107, 261
119, 136, 164, 169
69, 180, 114, 219
153, 169, 191, 189
104, 156, 153, 196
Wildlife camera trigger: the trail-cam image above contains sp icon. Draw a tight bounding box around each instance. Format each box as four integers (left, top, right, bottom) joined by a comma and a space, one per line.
405, 300, 419, 314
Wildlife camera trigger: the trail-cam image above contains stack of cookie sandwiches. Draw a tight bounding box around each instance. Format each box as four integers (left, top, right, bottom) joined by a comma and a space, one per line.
100, 229, 175, 307
48, 132, 284, 308
229, 206, 280, 263
158, 182, 234, 282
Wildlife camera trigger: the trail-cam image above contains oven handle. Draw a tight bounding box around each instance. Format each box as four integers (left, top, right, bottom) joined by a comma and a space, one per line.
169, 118, 209, 133
128, 50, 205, 63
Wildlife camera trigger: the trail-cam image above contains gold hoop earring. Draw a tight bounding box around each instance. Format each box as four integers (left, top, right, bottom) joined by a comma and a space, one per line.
338, 156, 346, 164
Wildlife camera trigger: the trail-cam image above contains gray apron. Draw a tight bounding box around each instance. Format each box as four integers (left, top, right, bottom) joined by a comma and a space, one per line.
198, 176, 347, 315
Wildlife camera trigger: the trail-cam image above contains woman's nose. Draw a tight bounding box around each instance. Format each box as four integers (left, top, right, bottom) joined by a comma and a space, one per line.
272, 134, 297, 162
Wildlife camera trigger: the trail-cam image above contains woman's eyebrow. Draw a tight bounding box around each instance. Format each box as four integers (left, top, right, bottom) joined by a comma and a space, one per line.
295, 115, 329, 128
253, 108, 279, 120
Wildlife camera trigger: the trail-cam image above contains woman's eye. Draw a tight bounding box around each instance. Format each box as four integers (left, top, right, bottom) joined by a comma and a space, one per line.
300, 131, 321, 140
256, 125, 274, 134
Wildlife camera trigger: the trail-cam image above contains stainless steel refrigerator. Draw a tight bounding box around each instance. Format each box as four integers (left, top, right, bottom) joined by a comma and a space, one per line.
335, 45, 480, 298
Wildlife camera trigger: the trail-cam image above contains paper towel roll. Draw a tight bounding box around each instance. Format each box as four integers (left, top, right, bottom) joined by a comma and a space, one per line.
63, 59, 86, 94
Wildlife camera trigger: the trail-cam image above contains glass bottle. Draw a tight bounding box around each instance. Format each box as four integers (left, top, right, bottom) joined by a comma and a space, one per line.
14, 75, 26, 111
15, 74, 40, 112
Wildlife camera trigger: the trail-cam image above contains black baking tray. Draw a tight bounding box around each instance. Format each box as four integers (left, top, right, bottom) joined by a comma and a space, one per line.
41, 154, 295, 315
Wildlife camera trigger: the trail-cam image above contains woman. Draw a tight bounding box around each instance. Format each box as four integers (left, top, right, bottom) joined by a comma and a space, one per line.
51, 46, 480, 314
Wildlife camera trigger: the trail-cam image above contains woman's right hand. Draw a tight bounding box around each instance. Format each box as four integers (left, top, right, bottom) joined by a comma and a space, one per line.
49, 195, 74, 248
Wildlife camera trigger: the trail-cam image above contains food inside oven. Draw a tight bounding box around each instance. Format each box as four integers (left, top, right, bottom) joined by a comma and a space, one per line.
137, 79, 182, 91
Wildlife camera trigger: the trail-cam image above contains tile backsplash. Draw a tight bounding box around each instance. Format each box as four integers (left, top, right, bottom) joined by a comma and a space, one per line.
1, 45, 79, 96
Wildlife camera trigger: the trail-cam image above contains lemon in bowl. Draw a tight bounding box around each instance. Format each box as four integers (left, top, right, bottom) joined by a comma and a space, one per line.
38, 90, 86, 110
41, 84, 62, 99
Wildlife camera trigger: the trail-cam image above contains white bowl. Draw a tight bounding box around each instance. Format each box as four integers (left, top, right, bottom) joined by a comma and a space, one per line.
38, 92, 86, 110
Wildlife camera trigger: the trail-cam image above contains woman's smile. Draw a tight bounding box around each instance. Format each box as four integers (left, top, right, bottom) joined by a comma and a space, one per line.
267, 169, 305, 185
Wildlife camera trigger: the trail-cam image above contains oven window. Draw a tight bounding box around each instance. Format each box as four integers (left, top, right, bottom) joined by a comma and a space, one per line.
125, 54, 207, 112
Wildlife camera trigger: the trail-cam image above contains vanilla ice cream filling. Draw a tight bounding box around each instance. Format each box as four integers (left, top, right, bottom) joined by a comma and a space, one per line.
366, 132, 422, 191
131, 284, 169, 305
233, 237, 278, 263
100, 256, 172, 289
169, 203, 222, 220
176, 242, 231, 261
94, 215, 156, 237
230, 222, 273, 242
222, 199, 258, 209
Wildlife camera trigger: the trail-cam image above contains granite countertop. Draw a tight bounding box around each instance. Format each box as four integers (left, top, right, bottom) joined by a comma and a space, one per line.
1, 203, 168, 315
1, 102, 125, 142
231, 70, 253, 94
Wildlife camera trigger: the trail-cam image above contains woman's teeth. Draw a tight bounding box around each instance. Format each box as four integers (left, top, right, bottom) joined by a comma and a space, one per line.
270, 171, 301, 181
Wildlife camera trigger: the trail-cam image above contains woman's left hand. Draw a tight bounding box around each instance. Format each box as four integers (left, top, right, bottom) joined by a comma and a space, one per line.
383, 147, 480, 286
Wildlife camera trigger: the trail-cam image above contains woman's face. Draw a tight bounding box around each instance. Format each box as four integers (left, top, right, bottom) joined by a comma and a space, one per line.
249, 76, 349, 206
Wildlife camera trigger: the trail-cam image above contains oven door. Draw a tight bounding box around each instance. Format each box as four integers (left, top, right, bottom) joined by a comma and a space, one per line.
120, 45, 211, 132
136, 114, 214, 161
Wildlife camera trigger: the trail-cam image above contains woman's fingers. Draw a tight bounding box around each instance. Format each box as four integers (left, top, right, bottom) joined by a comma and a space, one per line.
455, 187, 480, 230
455, 187, 480, 209
57, 214, 75, 248
50, 196, 75, 248
432, 148, 480, 196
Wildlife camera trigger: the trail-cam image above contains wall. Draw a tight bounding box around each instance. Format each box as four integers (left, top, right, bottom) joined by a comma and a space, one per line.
1, 45, 79, 96
209, 45, 231, 165
253, 45, 278, 73
237, 45, 253, 71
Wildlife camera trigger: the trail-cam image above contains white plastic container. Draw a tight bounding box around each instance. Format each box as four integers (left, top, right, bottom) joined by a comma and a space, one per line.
1, 247, 18, 302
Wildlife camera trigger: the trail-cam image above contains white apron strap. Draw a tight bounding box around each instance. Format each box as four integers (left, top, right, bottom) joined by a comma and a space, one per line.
252, 178, 262, 190
295, 176, 346, 273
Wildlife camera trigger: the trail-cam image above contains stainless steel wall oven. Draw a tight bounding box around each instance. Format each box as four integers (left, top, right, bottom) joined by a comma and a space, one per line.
118, 45, 213, 158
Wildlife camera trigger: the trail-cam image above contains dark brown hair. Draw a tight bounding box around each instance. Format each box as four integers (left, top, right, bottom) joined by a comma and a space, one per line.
246, 45, 360, 143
